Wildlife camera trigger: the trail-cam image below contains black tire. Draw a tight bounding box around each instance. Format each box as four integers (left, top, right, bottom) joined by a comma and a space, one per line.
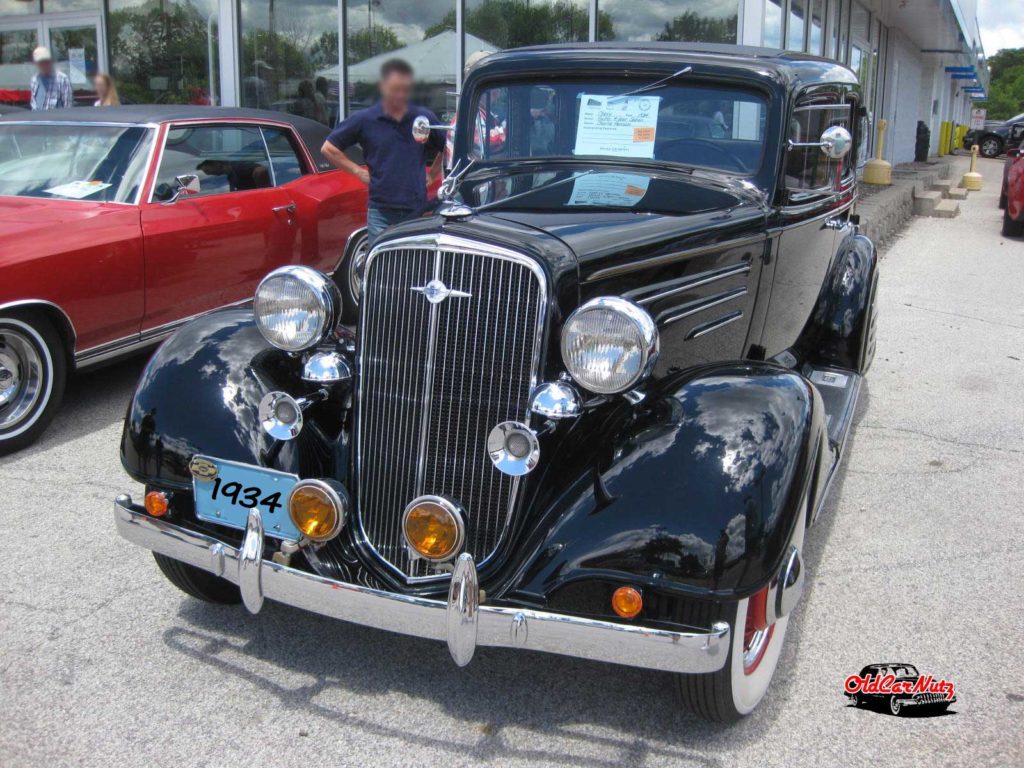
979, 136, 1003, 159
0, 310, 67, 455
153, 552, 241, 604
849, 694, 861, 707
333, 230, 369, 324
889, 696, 905, 716
999, 190, 1007, 210
1003, 207, 1024, 238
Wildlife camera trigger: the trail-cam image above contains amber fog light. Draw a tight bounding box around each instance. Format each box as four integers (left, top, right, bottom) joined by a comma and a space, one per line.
402, 496, 465, 562
288, 480, 347, 542
144, 490, 169, 518
611, 586, 643, 619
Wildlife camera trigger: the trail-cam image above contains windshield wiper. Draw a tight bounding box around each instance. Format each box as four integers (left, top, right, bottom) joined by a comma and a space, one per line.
609, 66, 692, 102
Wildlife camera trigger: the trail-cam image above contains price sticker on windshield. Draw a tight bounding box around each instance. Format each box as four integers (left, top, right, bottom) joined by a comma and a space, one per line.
574, 95, 661, 159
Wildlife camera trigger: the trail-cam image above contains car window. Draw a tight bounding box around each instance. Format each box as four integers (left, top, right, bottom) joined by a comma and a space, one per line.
784, 104, 851, 192
262, 126, 308, 185
153, 124, 272, 201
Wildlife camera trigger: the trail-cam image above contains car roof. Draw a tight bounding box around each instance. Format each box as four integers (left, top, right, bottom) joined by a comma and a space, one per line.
0, 105, 334, 171
476, 42, 859, 90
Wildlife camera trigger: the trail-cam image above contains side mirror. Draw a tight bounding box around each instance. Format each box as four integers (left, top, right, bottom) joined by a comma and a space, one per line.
787, 125, 854, 160
162, 174, 200, 204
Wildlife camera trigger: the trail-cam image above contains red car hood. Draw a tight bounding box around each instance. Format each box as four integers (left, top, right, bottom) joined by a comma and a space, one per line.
0, 197, 140, 265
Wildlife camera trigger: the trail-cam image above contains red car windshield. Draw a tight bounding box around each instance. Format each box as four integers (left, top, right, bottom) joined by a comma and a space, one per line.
0, 124, 154, 203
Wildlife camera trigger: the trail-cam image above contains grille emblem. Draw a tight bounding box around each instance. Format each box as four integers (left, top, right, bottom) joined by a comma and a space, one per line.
411, 279, 472, 304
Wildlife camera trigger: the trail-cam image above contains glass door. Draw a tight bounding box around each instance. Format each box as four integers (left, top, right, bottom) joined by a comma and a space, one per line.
44, 15, 106, 97
0, 22, 41, 104
0, 13, 105, 106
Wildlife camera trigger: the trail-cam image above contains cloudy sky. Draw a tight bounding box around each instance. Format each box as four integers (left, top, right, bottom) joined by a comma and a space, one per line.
978, 0, 1024, 54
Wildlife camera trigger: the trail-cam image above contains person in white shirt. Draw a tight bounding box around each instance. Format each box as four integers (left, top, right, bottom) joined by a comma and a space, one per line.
29, 47, 73, 111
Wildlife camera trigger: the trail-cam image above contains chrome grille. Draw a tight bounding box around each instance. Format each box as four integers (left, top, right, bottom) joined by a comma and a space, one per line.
356, 237, 545, 580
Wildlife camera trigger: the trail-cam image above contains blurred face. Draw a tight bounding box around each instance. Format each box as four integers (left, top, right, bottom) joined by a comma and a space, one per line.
379, 71, 412, 112
93, 76, 107, 96
36, 59, 53, 76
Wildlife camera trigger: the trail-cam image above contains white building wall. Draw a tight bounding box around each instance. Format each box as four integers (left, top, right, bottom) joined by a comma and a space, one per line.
883, 29, 924, 164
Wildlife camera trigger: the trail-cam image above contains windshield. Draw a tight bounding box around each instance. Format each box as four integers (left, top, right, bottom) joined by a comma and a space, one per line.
0, 124, 154, 203
466, 78, 768, 175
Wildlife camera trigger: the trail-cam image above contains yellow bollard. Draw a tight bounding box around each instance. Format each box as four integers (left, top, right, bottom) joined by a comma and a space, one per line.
863, 119, 892, 185
960, 144, 983, 191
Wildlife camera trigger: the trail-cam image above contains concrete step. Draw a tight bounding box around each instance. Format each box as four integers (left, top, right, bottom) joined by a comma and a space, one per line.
933, 199, 960, 218
913, 190, 943, 216
930, 179, 954, 197
947, 187, 969, 200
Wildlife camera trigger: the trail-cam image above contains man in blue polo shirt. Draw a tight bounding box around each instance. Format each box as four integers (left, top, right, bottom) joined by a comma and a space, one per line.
321, 58, 445, 244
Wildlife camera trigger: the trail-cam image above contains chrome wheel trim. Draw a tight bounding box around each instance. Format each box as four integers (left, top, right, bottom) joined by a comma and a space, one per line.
0, 321, 51, 437
890, 697, 901, 715
742, 626, 773, 672
348, 235, 369, 301
981, 138, 1000, 157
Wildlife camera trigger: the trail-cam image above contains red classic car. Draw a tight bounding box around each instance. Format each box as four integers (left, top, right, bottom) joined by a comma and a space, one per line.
0, 106, 369, 453
1003, 148, 1024, 238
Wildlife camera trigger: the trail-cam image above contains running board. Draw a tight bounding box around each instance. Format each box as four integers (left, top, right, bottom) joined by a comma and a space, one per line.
803, 364, 862, 525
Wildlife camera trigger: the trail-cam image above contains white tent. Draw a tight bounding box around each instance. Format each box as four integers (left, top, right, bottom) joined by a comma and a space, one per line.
317, 30, 497, 83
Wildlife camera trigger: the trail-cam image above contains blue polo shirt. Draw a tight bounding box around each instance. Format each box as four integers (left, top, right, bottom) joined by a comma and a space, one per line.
327, 102, 445, 211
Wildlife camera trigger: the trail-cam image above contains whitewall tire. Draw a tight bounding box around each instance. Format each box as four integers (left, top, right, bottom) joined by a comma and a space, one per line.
0, 312, 66, 455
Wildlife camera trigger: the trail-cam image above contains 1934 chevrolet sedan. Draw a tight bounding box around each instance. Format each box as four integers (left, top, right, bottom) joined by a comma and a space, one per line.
114, 43, 878, 721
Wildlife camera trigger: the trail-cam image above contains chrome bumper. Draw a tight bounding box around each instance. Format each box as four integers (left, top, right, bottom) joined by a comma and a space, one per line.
114, 495, 730, 674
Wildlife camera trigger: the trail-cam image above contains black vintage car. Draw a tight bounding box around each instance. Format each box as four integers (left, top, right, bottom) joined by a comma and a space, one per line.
114, 43, 878, 721
846, 664, 957, 715
965, 113, 1024, 158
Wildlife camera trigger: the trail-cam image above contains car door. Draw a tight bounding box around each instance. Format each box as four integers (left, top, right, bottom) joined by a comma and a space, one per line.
759, 96, 855, 358
139, 122, 297, 332
261, 124, 368, 277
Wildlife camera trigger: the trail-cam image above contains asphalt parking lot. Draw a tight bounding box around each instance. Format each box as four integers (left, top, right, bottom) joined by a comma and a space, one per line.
1, 154, 1022, 766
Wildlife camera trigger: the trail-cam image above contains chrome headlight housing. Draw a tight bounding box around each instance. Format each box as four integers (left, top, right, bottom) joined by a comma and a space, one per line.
254, 266, 340, 352
561, 297, 659, 395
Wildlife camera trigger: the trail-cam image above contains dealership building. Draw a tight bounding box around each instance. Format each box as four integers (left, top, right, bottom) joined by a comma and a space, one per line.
0, 0, 988, 162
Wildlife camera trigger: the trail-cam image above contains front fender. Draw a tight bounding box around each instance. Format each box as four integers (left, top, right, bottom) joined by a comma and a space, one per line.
508, 363, 824, 602
120, 310, 344, 490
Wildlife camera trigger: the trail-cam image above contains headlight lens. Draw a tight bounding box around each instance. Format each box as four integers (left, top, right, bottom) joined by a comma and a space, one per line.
254, 266, 338, 352
561, 297, 659, 395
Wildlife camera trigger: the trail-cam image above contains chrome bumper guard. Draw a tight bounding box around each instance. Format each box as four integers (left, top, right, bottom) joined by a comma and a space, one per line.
114, 495, 730, 674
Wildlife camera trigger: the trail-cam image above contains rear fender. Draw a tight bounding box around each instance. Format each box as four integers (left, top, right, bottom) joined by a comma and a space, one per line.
507, 363, 825, 602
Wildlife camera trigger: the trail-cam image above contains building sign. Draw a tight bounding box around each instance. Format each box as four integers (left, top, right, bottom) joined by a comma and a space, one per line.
970, 108, 987, 130
68, 48, 87, 85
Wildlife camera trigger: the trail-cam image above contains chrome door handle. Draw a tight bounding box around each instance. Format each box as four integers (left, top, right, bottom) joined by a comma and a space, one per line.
272, 204, 296, 214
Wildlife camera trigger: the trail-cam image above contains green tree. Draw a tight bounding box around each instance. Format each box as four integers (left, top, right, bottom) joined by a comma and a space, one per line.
346, 26, 403, 63
655, 10, 737, 44
425, 0, 612, 48
982, 48, 1024, 120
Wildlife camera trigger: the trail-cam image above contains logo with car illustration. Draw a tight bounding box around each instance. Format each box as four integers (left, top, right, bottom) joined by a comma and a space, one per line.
845, 663, 957, 716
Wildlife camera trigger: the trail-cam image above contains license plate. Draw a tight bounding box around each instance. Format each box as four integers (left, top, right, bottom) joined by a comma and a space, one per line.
192, 456, 300, 540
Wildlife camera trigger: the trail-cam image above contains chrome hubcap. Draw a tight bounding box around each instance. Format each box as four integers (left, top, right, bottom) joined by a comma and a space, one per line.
349, 239, 369, 300
742, 626, 772, 672
982, 139, 999, 155
0, 330, 43, 430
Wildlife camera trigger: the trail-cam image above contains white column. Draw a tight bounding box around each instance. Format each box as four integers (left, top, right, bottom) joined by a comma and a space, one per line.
589, 0, 598, 42
739, 0, 764, 46
217, 0, 239, 106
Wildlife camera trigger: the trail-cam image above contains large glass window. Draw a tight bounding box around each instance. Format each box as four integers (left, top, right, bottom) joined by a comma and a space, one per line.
467, 78, 766, 174
467, 0, 590, 49
341, 0, 455, 121
0, 124, 153, 203
787, 0, 806, 51
0, 28, 38, 99
808, 0, 824, 55
109, 0, 220, 105
763, 0, 783, 48
0, 0, 40, 14
601, 0, 738, 43
239, 0, 339, 124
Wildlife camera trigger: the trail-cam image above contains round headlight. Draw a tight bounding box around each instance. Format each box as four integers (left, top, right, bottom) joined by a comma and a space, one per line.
561, 297, 659, 395
402, 496, 465, 562
254, 266, 339, 352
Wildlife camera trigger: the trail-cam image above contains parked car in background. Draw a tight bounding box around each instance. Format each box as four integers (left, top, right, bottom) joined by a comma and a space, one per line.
113, 43, 878, 721
964, 113, 1024, 158
1003, 148, 1024, 237
0, 106, 368, 453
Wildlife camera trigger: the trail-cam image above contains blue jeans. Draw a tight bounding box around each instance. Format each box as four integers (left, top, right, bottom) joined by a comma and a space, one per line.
367, 206, 414, 245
